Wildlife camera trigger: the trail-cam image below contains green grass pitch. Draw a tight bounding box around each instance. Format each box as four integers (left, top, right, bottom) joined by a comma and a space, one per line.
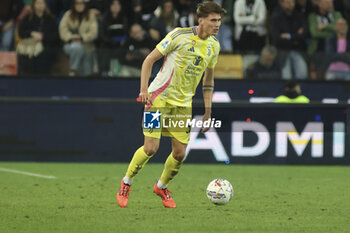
0, 162, 349, 233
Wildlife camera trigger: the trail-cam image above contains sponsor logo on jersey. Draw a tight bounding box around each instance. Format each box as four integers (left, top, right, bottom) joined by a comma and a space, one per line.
188, 47, 195, 52
161, 40, 169, 49
193, 56, 203, 66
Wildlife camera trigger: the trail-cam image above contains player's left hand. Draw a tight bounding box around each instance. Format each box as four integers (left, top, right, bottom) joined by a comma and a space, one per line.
138, 92, 153, 105
201, 113, 211, 133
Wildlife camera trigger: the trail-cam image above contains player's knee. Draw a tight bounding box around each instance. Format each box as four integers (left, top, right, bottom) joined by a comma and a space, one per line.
172, 151, 185, 162
143, 144, 158, 156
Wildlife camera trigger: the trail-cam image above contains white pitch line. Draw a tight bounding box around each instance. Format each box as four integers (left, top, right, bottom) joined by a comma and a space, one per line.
0, 167, 56, 179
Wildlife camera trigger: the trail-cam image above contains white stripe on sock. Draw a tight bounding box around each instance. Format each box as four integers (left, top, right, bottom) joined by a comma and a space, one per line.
157, 179, 167, 189
123, 176, 133, 185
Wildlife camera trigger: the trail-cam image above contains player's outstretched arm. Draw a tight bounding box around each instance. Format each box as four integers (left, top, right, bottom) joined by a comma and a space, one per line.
139, 48, 163, 105
201, 68, 215, 133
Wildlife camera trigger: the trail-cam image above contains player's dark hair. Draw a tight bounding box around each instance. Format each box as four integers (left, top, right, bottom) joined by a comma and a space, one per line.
196, 1, 227, 18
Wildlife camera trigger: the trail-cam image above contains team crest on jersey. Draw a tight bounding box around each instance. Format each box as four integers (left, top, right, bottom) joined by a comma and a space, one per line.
161, 40, 169, 49
193, 56, 203, 66
192, 40, 196, 46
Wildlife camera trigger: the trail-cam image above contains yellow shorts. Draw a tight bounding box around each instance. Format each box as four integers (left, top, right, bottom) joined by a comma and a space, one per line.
143, 95, 192, 144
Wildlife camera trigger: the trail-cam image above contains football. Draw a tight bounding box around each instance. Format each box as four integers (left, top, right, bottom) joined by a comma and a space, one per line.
206, 178, 234, 205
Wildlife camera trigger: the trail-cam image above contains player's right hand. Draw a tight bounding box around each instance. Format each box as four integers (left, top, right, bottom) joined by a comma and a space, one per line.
138, 92, 153, 105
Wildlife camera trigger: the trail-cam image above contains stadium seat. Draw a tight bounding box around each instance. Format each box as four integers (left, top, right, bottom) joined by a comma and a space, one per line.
214, 54, 243, 79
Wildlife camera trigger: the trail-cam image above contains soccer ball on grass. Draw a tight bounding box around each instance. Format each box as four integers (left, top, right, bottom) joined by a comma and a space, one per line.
206, 178, 233, 205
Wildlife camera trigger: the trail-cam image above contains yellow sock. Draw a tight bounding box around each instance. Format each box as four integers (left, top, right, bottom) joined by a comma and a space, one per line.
160, 153, 183, 185
125, 146, 153, 179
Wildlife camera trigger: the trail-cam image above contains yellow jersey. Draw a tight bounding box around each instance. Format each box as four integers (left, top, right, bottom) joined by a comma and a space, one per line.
148, 27, 220, 107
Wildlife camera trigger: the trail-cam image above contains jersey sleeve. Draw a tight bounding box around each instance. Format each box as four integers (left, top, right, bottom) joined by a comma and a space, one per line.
207, 40, 221, 69
156, 28, 180, 55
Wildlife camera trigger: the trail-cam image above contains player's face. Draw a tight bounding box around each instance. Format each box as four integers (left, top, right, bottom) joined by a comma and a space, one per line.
200, 13, 222, 36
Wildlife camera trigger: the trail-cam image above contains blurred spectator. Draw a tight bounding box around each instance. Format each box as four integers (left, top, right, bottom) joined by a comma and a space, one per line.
308, 0, 342, 79
215, 1, 234, 53
308, 0, 342, 54
132, 0, 159, 29
264, 0, 279, 12
122, 23, 154, 69
324, 18, 350, 80
17, 0, 58, 75
0, 0, 24, 51
295, 0, 314, 16
275, 81, 310, 103
117, 0, 135, 27
174, 0, 195, 15
82, 0, 134, 28
149, 0, 179, 43
85, 0, 105, 17
216, 16, 233, 53
310, 0, 318, 9
177, 1, 197, 27
271, 0, 308, 79
245, 45, 281, 79
59, 0, 98, 76
98, 0, 128, 76
234, 0, 267, 53
45, 0, 61, 17
221, 0, 235, 24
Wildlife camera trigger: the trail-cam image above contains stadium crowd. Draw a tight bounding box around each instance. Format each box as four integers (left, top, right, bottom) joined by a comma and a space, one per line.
1, 0, 350, 80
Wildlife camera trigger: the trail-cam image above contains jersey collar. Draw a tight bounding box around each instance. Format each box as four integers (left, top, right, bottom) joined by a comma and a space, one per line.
192, 26, 198, 36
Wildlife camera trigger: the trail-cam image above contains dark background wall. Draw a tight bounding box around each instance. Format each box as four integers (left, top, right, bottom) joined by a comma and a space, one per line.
0, 76, 349, 164
1, 76, 350, 101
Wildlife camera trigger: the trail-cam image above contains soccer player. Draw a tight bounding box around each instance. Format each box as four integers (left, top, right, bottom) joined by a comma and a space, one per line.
117, 1, 226, 208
